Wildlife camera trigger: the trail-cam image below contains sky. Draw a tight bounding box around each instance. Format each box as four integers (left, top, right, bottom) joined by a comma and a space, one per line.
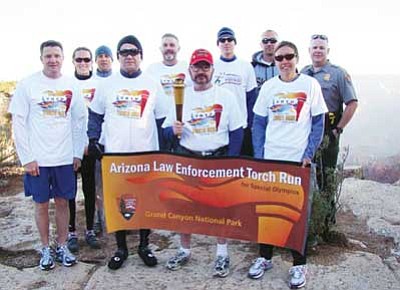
0, 0, 398, 81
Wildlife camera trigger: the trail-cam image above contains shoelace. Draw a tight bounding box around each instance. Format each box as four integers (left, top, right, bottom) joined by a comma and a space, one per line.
215, 257, 227, 270
42, 247, 52, 263
290, 267, 304, 278
172, 252, 188, 263
253, 258, 266, 269
60, 245, 74, 261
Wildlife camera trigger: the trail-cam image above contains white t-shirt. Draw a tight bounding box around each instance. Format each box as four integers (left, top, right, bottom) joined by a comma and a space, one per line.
213, 58, 257, 128
89, 71, 169, 153
91, 74, 112, 145
146, 61, 192, 117
73, 76, 98, 145
253, 74, 328, 162
163, 85, 243, 151
8, 71, 86, 166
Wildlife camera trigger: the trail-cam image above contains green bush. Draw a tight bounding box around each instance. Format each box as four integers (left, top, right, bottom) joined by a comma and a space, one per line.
308, 140, 349, 243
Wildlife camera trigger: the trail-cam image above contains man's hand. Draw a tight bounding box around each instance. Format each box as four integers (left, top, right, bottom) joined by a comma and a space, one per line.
73, 157, 81, 172
88, 139, 103, 160
24, 161, 40, 176
172, 121, 184, 136
301, 158, 311, 168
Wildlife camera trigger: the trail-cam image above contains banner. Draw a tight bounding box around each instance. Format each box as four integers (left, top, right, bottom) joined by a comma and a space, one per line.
102, 152, 311, 254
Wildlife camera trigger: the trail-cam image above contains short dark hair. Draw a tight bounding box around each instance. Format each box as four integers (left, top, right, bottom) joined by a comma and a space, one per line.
40, 40, 63, 55
72, 47, 93, 60
275, 41, 299, 58
161, 33, 179, 42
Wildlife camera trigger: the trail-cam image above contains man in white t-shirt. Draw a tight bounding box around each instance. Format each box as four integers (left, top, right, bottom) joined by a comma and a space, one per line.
146, 33, 191, 150
87, 35, 169, 271
163, 48, 243, 278
213, 27, 257, 156
8, 40, 86, 271
93, 45, 114, 235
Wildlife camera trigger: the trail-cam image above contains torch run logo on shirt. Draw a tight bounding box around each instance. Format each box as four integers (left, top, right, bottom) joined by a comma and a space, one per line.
214, 72, 242, 86
118, 194, 137, 221
270, 92, 307, 122
112, 89, 149, 119
82, 88, 96, 107
188, 104, 223, 134
38, 90, 73, 117
160, 73, 186, 96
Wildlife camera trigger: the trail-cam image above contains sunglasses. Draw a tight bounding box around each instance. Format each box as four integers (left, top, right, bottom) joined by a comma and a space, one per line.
119, 49, 141, 57
262, 38, 278, 44
190, 63, 212, 72
219, 37, 235, 43
75, 57, 91, 63
311, 34, 328, 41
274, 54, 297, 62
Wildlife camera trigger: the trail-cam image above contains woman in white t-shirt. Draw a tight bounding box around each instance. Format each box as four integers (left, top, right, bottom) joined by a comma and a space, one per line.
250, 41, 328, 289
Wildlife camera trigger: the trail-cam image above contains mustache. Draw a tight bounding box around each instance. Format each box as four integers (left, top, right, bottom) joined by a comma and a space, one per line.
164, 50, 175, 55
195, 74, 208, 79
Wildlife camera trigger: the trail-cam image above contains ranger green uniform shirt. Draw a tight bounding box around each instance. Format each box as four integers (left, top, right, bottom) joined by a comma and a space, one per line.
301, 61, 357, 113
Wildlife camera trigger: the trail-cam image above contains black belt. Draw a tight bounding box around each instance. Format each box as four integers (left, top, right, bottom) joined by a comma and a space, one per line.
180, 145, 228, 157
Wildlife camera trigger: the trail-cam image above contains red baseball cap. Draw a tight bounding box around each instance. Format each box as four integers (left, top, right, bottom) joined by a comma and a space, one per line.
190, 49, 213, 65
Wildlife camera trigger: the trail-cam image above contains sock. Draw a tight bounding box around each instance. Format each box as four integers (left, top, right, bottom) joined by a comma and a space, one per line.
179, 246, 191, 255
216, 243, 228, 257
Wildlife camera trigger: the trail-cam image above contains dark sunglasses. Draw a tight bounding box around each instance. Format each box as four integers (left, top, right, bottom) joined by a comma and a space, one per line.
75, 57, 91, 63
311, 34, 328, 41
190, 63, 212, 72
219, 37, 235, 43
274, 54, 297, 62
262, 38, 278, 44
119, 49, 141, 57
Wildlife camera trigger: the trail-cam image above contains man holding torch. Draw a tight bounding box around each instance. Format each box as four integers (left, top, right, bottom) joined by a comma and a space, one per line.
162, 48, 244, 278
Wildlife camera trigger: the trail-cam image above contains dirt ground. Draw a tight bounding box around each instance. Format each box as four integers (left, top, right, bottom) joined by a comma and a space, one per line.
0, 168, 397, 271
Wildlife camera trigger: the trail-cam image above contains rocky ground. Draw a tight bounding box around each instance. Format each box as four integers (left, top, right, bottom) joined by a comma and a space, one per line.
0, 172, 400, 290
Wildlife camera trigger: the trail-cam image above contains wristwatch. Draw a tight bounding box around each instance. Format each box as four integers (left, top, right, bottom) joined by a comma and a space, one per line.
335, 127, 343, 134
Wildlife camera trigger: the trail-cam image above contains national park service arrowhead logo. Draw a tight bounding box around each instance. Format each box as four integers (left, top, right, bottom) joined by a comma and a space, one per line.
118, 194, 137, 220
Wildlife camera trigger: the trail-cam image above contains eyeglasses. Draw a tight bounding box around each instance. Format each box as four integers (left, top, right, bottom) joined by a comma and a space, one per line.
74, 57, 91, 63
190, 64, 212, 72
311, 34, 328, 41
262, 38, 278, 44
118, 49, 141, 57
218, 37, 235, 43
274, 54, 297, 62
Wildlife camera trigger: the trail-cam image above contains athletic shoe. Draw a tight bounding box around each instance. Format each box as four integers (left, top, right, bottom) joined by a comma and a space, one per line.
248, 257, 273, 279
39, 246, 55, 271
85, 230, 101, 249
67, 232, 79, 253
289, 265, 307, 289
166, 251, 190, 271
56, 244, 77, 267
213, 255, 230, 278
138, 246, 157, 267
108, 249, 128, 270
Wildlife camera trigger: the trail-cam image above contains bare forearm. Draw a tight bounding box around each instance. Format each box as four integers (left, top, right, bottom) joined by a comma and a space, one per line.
337, 101, 357, 129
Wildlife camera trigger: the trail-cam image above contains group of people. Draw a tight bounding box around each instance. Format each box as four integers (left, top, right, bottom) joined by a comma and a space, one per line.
8, 27, 357, 289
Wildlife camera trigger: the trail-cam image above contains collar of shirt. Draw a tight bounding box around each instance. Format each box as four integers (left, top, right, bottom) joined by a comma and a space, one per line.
120, 69, 142, 78
220, 55, 237, 62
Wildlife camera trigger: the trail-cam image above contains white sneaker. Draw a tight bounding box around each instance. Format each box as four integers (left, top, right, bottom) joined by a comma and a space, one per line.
56, 244, 77, 267
289, 265, 307, 289
213, 255, 230, 278
248, 257, 273, 279
39, 246, 55, 271
166, 251, 190, 271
